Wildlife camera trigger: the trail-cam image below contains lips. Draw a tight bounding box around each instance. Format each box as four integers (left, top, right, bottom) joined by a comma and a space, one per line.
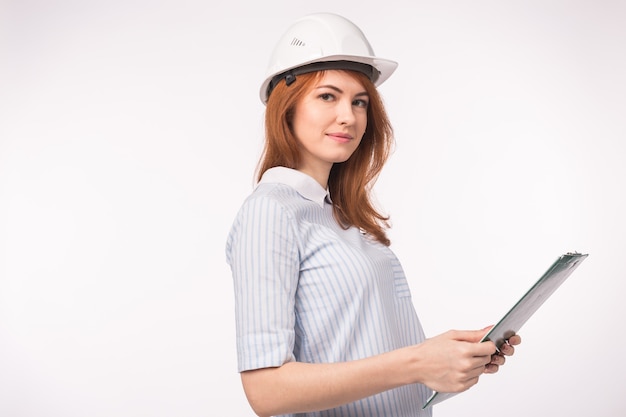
327, 132, 353, 143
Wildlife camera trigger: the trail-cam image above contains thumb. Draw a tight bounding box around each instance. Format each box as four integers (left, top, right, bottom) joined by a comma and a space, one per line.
451, 326, 493, 343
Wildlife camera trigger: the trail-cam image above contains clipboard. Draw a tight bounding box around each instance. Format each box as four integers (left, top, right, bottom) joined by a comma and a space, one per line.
423, 252, 589, 409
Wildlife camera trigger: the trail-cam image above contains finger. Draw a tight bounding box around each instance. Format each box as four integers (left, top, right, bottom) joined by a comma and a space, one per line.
484, 363, 499, 374
450, 327, 494, 344
490, 353, 506, 366
484, 353, 507, 374
472, 352, 496, 370
460, 374, 482, 390
477, 340, 497, 356
499, 342, 515, 356
508, 334, 522, 346
465, 361, 490, 379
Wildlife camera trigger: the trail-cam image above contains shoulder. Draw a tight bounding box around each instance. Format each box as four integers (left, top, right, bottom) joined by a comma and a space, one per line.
240, 182, 303, 216
226, 184, 304, 262
229, 183, 307, 236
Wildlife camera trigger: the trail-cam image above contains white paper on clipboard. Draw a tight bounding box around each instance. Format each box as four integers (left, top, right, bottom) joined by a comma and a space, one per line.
422, 252, 589, 409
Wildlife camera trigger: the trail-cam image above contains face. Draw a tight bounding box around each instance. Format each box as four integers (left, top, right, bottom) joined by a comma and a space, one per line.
291, 70, 369, 183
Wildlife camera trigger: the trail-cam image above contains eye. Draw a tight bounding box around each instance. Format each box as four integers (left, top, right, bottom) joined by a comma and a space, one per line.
353, 98, 369, 108
318, 93, 335, 102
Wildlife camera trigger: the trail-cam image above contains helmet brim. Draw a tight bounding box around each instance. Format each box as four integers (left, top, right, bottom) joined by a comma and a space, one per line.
259, 55, 398, 104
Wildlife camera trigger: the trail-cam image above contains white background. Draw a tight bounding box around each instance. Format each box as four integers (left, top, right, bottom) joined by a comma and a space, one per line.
1, 0, 624, 416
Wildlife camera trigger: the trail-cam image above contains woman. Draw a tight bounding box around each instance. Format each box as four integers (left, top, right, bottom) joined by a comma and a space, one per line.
226, 13, 520, 417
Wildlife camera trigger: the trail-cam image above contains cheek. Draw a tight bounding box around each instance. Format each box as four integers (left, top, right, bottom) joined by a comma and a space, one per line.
353, 136, 365, 150
290, 112, 307, 142
291, 107, 318, 139
358, 115, 368, 140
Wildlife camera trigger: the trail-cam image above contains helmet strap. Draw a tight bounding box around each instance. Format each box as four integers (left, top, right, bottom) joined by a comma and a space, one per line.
267, 60, 377, 98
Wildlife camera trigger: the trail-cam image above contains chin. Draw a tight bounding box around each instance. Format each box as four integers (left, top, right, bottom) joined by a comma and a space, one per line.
331, 157, 352, 164
333, 151, 358, 164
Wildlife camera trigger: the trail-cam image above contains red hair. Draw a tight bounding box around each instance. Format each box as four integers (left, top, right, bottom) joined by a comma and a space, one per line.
257, 70, 394, 246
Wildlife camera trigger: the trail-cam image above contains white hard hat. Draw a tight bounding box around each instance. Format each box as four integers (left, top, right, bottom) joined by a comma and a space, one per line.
259, 12, 398, 104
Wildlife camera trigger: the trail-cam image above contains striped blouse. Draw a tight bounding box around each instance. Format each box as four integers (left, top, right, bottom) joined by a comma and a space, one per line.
226, 167, 432, 416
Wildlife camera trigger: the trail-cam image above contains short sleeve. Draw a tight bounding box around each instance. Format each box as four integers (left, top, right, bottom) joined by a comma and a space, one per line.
225, 193, 301, 372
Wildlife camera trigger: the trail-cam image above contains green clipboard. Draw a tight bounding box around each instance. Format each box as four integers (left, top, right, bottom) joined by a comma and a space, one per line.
423, 252, 589, 409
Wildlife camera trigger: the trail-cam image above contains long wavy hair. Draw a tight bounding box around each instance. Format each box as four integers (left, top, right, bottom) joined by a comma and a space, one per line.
257, 70, 395, 246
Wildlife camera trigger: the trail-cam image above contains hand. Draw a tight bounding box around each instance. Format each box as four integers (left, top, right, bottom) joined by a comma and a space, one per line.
409, 328, 498, 393
484, 333, 522, 374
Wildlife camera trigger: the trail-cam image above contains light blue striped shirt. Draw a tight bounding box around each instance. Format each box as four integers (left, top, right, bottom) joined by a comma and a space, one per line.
226, 167, 432, 416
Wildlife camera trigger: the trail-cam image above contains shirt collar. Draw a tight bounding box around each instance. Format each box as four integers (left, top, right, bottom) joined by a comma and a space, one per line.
258, 167, 331, 208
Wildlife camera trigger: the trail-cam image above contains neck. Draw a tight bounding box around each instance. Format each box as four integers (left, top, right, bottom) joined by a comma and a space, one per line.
296, 165, 331, 189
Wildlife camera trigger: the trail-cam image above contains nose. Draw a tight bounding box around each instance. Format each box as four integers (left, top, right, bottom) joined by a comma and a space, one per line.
336, 99, 356, 125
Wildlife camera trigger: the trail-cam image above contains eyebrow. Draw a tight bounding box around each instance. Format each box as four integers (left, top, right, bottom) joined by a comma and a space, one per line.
315, 84, 369, 97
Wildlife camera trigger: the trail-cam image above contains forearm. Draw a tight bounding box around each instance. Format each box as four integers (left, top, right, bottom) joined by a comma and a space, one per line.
241, 350, 410, 417
241, 329, 503, 417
